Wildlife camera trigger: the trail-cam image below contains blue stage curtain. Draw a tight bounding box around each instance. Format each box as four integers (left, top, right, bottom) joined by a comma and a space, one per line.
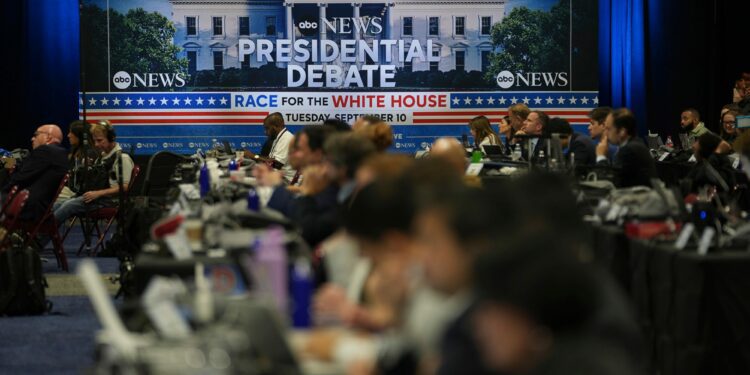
598, 0, 648, 135
1, 0, 79, 150
26, 0, 80, 133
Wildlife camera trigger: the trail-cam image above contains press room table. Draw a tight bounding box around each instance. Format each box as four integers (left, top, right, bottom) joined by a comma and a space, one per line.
591, 225, 750, 375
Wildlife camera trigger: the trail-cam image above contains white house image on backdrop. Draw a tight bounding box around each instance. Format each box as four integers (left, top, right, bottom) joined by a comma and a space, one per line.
170, 0, 505, 74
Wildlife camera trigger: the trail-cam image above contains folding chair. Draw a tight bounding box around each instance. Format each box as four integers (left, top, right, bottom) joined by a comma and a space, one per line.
0, 189, 30, 251
1, 185, 19, 215
81, 165, 141, 256
18, 173, 70, 271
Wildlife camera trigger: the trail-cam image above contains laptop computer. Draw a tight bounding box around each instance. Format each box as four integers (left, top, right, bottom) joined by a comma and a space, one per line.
482, 144, 506, 160
646, 134, 664, 150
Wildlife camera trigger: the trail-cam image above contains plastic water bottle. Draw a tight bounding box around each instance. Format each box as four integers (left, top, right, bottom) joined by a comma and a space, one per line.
228, 158, 238, 171
199, 162, 210, 197
549, 158, 558, 171
666, 136, 674, 148
290, 258, 313, 328
247, 187, 260, 211
512, 144, 522, 161
255, 226, 288, 316
538, 150, 546, 166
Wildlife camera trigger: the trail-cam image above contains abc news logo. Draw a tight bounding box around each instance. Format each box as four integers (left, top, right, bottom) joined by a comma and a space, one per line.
297, 21, 318, 30
495, 70, 569, 90
113, 71, 187, 90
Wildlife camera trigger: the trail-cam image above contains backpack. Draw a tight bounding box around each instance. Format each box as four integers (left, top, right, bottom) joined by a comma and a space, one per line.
0, 245, 50, 316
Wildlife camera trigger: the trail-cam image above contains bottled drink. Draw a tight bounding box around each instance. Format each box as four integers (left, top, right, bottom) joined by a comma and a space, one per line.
538, 150, 546, 167
290, 258, 313, 328
228, 158, 238, 171
247, 187, 260, 211
512, 144, 522, 161
199, 162, 210, 197
255, 226, 288, 316
666, 136, 674, 148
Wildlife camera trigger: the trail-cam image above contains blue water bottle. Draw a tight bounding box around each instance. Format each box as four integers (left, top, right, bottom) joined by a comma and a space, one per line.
247, 187, 260, 211
291, 258, 313, 328
228, 158, 238, 171
199, 162, 210, 197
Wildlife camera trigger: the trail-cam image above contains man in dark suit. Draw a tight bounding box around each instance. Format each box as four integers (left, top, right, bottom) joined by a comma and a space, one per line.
515, 110, 549, 161
596, 108, 657, 187
546, 117, 597, 166
2, 124, 68, 220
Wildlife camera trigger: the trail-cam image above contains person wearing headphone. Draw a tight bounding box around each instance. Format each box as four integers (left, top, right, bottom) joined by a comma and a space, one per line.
53, 120, 134, 224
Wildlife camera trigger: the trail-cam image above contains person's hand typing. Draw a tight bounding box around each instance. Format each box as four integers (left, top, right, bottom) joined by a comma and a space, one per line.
253, 163, 283, 187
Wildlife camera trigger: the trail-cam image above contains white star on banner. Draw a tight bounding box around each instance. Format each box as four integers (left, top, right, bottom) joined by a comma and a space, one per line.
452, 97, 460, 105
196, 97, 204, 105
172, 98, 181, 105
137, 97, 145, 105
593, 97, 599, 105
124, 97, 132, 105
79, 98, 84, 106
498, 97, 507, 105
581, 97, 589, 105
88, 98, 97, 106
184, 97, 192, 105
557, 96, 566, 104
546, 96, 554, 104
219, 97, 228, 105
112, 98, 120, 106
148, 97, 156, 105
487, 97, 495, 105
160, 97, 168, 105
464, 97, 472, 105
475, 97, 484, 105
510, 96, 518, 104
569, 96, 578, 105
522, 96, 530, 104
100, 97, 109, 105
208, 97, 216, 105
533, 97, 542, 105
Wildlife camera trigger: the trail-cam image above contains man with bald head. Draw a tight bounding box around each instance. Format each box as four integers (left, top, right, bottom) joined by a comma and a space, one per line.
431, 137, 467, 176
2, 124, 68, 220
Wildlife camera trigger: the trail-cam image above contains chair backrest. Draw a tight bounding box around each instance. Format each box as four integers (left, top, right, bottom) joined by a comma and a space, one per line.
127, 165, 140, 198
1, 185, 19, 215
140, 151, 187, 196
2, 189, 30, 229
37, 173, 69, 225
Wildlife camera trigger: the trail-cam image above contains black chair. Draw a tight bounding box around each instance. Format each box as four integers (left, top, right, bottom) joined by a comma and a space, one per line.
140, 151, 188, 197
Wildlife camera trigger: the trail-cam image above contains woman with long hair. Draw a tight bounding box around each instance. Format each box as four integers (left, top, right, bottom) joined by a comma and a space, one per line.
468, 115, 501, 149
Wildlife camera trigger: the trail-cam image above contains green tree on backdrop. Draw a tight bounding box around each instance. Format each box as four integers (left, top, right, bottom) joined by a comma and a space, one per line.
81, 5, 187, 91
485, 0, 570, 85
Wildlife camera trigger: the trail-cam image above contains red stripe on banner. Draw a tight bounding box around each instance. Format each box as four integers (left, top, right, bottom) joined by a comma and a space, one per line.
413, 117, 590, 124
79, 111, 269, 117
413, 111, 509, 116
414, 110, 589, 116
107, 119, 266, 125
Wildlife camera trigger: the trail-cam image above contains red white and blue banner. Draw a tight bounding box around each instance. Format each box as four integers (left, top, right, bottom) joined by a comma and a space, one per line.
80, 0, 598, 154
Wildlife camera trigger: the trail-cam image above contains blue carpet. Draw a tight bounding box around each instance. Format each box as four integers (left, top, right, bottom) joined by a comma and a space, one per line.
0, 296, 100, 374
0, 225, 120, 374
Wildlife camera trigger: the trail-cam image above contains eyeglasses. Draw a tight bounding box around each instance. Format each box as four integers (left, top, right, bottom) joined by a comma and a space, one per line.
723, 121, 736, 126
32, 131, 49, 138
